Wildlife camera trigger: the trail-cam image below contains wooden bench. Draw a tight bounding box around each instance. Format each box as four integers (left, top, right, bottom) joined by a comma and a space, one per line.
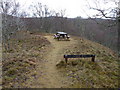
64, 55, 95, 63
54, 34, 59, 39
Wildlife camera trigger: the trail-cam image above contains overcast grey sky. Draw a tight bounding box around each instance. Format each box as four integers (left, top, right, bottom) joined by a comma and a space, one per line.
16, 0, 118, 18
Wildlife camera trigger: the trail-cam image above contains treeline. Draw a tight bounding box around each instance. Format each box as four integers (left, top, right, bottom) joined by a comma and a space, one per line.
1, 0, 66, 51
22, 17, 117, 52
1, 0, 118, 52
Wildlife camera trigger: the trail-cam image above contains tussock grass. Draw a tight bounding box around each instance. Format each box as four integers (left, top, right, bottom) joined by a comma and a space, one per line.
58, 36, 119, 88
2, 31, 50, 88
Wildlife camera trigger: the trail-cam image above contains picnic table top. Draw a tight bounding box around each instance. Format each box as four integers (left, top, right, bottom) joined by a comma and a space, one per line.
56, 32, 67, 35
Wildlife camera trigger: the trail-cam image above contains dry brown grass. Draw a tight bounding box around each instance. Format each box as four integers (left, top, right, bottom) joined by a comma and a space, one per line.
2, 31, 51, 88
2, 32, 119, 88
57, 36, 119, 88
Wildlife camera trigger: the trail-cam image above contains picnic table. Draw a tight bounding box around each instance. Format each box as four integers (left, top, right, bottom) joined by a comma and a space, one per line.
54, 32, 70, 40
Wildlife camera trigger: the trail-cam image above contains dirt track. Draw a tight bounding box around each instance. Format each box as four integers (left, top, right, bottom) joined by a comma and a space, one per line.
31, 35, 77, 88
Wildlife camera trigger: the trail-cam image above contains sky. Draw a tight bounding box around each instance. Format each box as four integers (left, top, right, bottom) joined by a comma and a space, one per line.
17, 0, 118, 18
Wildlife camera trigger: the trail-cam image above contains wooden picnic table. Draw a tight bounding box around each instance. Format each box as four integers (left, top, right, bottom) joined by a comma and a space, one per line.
54, 32, 70, 40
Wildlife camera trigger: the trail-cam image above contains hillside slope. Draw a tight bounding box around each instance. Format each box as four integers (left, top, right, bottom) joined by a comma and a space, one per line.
60, 36, 119, 88
26, 34, 118, 88
2, 31, 50, 88
2, 32, 119, 88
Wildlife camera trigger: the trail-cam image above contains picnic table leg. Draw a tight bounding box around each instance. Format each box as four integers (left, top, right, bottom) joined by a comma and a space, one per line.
57, 37, 60, 41
91, 56, 95, 62
65, 58, 68, 63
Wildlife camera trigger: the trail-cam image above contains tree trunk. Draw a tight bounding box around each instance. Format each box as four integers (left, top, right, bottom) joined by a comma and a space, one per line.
118, 10, 120, 57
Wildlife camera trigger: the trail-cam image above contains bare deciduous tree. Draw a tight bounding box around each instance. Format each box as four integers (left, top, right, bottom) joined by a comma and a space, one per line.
85, 0, 120, 54
0, 0, 26, 51
29, 2, 45, 31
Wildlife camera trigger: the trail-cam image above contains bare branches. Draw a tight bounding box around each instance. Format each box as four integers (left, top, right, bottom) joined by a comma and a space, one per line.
85, 0, 119, 20
0, 0, 12, 14
30, 2, 49, 17
0, 0, 20, 16
84, 0, 119, 29
29, 2, 66, 18
90, 7, 116, 19
1, 0, 27, 51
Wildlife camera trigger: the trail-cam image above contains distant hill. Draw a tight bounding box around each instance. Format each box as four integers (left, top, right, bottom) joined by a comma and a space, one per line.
21, 17, 117, 52
2, 14, 118, 52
